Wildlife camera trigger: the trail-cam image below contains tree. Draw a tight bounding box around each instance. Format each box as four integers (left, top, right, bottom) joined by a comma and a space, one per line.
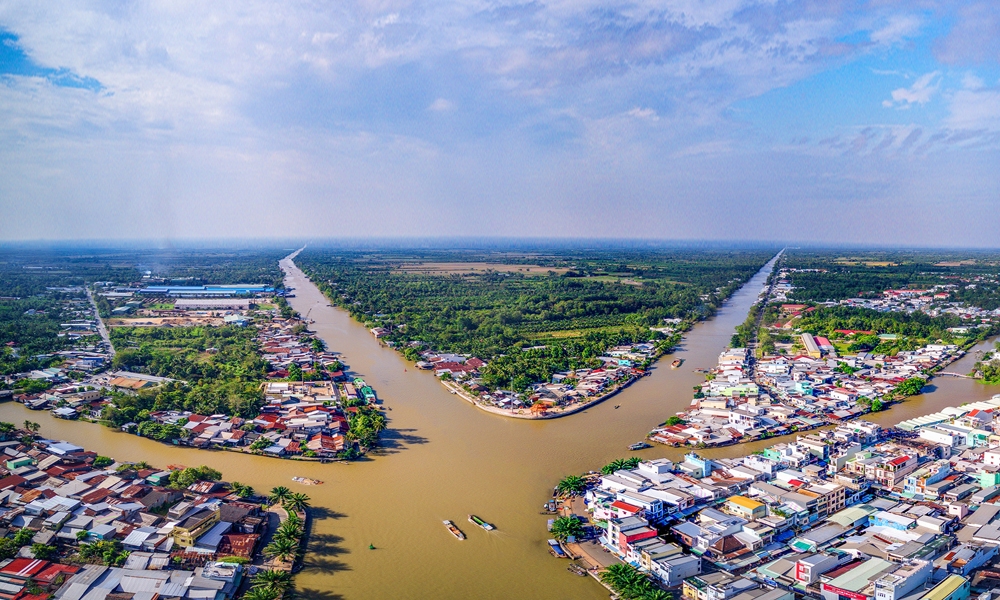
275, 520, 303, 541
30, 543, 57, 560
93, 456, 114, 469
23, 421, 40, 434
230, 482, 255, 498
284, 492, 311, 513
243, 587, 280, 600
252, 569, 292, 593
0, 422, 16, 441
168, 466, 222, 489
264, 537, 298, 562
550, 516, 584, 541
601, 457, 641, 475
664, 416, 686, 426
556, 475, 586, 496
268, 486, 292, 505
870, 399, 884, 412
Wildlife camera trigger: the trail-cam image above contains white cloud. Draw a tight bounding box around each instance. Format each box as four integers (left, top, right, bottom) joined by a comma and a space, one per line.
947, 88, 1000, 130
883, 71, 940, 108
870, 15, 921, 46
427, 98, 454, 111
626, 107, 658, 121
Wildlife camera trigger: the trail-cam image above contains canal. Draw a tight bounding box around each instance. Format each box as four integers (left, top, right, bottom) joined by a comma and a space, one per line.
1, 251, 995, 599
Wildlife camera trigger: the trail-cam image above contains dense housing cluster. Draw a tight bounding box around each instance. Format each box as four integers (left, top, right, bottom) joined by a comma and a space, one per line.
0, 430, 302, 600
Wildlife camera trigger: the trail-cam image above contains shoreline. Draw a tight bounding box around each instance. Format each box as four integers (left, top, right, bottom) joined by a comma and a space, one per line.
439, 374, 644, 420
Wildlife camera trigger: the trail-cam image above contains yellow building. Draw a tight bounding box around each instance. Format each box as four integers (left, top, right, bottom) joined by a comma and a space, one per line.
170, 509, 220, 547
724, 495, 767, 521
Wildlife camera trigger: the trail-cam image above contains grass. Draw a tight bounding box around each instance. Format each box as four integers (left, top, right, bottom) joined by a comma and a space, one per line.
148, 303, 175, 310
392, 261, 571, 276
525, 325, 630, 340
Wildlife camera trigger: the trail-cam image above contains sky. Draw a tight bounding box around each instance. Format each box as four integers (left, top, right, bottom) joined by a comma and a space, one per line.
1, 1, 999, 246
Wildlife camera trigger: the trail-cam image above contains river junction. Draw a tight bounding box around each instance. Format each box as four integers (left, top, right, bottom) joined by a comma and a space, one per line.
1, 254, 997, 599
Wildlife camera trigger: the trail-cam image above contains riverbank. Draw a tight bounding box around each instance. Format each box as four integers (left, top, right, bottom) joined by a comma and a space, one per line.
294, 250, 776, 421
440, 373, 647, 420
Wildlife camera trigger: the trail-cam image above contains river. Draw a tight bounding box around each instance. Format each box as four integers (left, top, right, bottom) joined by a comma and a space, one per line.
2, 252, 996, 599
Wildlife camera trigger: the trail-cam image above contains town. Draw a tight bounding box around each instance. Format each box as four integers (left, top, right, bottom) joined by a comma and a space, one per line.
552, 398, 1000, 600
4, 284, 385, 461
398, 341, 664, 418
0, 425, 308, 600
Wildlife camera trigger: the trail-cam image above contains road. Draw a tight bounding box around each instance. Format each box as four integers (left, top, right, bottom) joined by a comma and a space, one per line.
86, 287, 115, 357
745, 249, 783, 378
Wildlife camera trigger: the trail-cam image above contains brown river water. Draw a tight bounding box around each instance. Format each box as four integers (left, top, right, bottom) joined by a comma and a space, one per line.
1, 253, 997, 599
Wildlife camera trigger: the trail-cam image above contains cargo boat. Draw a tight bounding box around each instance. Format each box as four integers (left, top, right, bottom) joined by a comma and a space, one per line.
468, 515, 495, 531
292, 477, 323, 485
444, 520, 466, 540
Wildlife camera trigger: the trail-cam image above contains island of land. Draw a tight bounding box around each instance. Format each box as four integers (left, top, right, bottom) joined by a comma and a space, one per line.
294, 247, 780, 418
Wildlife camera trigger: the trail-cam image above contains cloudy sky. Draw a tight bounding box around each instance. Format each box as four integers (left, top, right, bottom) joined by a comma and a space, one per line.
1, 1, 999, 246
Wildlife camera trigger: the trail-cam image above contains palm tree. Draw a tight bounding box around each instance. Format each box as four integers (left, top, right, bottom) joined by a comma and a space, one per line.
0, 422, 16, 441
276, 520, 303, 540
643, 589, 673, 600
264, 537, 298, 563
284, 512, 303, 528
23, 421, 40, 434
556, 475, 586, 496
268, 486, 291, 505
252, 569, 292, 592
243, 586, 279, 600
549, 516, 584, 542
601, 457, 640, 475
283, 492, 310, 513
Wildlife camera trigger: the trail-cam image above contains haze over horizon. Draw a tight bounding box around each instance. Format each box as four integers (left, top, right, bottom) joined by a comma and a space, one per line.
2, 1, 999, 246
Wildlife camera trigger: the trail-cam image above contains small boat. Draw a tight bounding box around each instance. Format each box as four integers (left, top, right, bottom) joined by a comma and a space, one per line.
444, 520, 466, 540
671, 358, 684, 368
629, 442, 652, 451
368, 544, 375, 550
548, 539, 568, 558
292, 477, 324, 485
567, 564, 587, 576
468, 515, 495, 531
614, 405, 620, 409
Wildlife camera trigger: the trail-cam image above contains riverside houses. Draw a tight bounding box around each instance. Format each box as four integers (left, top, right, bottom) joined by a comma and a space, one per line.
650, 342, 961, 448
570, 412, 1000, 597
0, 436, 270, 600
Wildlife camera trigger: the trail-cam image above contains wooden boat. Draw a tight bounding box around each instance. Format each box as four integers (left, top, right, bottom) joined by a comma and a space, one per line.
567, 564, 587, 576
468, 515, 495, 531
614, 405, 620, 409
629, 442, 652, 451
547, 539, 567, 558
444, 520, 466, 540
671, 358, 684, 368
292, 476, 323, 486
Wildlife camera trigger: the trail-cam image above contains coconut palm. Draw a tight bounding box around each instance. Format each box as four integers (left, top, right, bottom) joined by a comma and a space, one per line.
264, 537, 298, 562
549, 516, 584, 542
276, 520, 303, 540
242, 586, 279, 600
601, 457, 640, 475
252, 569, 292, 592
284, 512, 303, 527
283, 492, 310, 513
556, 475, 586, 496
268, 486, 292, 505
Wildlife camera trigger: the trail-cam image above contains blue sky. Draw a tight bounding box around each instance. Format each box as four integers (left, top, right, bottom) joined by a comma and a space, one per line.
1, 1, 998, 245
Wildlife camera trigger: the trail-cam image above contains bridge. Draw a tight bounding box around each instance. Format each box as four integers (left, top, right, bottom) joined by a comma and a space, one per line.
937, 371, 974, 379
